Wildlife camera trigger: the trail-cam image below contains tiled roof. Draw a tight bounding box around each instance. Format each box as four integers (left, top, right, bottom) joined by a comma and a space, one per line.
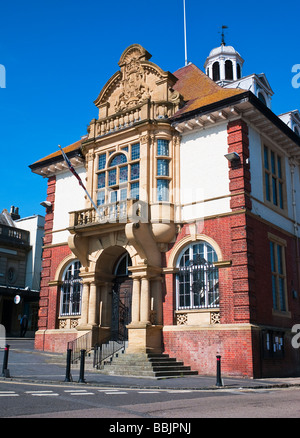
31, 64, 245, 167
172, 63, 245, 118
31, 139, 83, 166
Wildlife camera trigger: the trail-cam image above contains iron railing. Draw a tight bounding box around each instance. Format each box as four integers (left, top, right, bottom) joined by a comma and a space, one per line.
177, 261, 219, 309
67, 330, 93, 363
67, 329, 126, 368
93, 331, 126, 369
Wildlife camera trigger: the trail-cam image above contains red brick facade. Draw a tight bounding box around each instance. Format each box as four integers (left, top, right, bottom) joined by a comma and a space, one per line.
162, 213, 300, 378
35, 176, 74, 351
35, 119, 300, 377
161, 120, 300, 378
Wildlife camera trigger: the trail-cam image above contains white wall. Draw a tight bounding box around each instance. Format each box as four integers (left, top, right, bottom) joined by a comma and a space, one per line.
16, 215, 45, 290
52, 166, 87, 244
180, 123, 231, 221
180, 122, 300, 238
248, 125, 300, 237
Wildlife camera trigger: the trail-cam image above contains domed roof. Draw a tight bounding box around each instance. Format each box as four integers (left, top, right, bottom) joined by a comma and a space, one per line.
208, 44, 242, 58
204, 44, 244, 69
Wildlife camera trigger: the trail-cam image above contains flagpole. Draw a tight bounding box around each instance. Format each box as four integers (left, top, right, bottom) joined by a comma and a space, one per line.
58, 145, 102, 220
183, 0, 188, 66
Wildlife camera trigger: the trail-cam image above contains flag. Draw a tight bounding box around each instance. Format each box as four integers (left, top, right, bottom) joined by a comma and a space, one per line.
58, 145, 101, 216
59, 145, 86, 190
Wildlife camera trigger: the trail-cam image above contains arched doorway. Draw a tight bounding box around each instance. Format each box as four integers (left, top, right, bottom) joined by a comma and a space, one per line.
111, 252, 132, 339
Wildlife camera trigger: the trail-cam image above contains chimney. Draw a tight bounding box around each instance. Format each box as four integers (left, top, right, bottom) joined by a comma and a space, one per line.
10, 206, 20, 221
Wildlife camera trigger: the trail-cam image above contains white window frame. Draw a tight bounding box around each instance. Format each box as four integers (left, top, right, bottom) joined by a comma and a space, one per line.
176, 242, 219, 310
60, 260, 82, 316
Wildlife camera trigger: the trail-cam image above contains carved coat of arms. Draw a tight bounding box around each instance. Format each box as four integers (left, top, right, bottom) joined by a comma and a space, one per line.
115, 51, 151, 112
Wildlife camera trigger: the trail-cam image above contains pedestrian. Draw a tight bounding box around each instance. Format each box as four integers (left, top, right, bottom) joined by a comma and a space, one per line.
20, 315, 28, 337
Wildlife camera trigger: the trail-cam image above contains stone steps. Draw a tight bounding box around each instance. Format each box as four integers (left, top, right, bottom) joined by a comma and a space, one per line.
98, 352, 198, 378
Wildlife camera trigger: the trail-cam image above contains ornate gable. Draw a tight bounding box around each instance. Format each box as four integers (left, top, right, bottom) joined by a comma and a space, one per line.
88, 44, 182, 138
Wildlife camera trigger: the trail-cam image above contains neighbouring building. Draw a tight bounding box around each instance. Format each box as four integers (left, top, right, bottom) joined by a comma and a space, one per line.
0, 207, 45, 336
29, 42, 300, 378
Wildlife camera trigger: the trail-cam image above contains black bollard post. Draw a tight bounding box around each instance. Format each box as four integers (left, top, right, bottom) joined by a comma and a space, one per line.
1, 344, 10, 378
64, 348, 72, 382
78, 349, 86, 383
216, 355, 223, 387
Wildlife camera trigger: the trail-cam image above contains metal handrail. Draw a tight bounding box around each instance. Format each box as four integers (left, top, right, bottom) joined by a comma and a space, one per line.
67, 330, 93, 363
93, 331, 126, 369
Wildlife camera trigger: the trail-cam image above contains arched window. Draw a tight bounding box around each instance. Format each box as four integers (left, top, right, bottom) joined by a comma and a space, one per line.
60, 260, 82, 316
212, 62, 220, 82
225, 60, 233, 80
176, 242, 219, 310
237, 63, 241, 79
114, 252, 132, 277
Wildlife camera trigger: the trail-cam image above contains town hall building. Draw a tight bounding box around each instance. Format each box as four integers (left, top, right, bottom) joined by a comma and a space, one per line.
30, 42, 300, 378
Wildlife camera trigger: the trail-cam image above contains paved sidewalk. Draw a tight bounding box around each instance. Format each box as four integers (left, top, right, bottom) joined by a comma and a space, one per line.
1, 338, 300, 390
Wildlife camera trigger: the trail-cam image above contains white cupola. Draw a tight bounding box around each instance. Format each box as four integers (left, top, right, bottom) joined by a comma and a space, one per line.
204, 42, 244, 86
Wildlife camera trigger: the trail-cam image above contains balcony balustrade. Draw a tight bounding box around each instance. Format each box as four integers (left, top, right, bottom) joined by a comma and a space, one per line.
69, 199, 177, 230
69, 199, 141, 229
0, 224, 30, 247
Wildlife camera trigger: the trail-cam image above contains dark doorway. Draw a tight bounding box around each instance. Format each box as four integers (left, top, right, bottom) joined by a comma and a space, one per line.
111, 253, 132, 340
1, 299, 13, 334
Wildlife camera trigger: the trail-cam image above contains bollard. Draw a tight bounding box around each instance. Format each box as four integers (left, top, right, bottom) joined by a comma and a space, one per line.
78, 349, 86, 383
64, 348, 72, 382
1, 344, 10, 378
216, 355, 223, 387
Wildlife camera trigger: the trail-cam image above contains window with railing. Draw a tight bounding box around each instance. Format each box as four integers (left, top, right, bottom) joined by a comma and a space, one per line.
176, 242, 219, 310
60, 260, 82, 316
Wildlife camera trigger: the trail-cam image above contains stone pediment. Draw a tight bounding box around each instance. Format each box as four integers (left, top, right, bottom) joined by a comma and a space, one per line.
93, 44, 180, 122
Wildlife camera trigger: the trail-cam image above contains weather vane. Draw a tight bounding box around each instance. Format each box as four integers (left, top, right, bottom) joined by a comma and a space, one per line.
220, 25, 228, 45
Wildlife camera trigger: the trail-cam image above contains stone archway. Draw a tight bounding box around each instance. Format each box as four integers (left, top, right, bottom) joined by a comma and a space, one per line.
70, 225, 166, 353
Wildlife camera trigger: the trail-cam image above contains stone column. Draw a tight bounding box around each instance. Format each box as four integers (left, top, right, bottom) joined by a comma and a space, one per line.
151, 278, 163, 325
220, 57, 225, 81
232, 59, 237, 80
131, 277, 141, 323
88, 282, 98, 326
79, 281, 90, 327
100, 282, 112, 327
140, 277, 150, 324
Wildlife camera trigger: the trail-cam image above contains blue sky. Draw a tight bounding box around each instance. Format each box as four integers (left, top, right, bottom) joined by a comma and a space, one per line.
0, 0, 299, 219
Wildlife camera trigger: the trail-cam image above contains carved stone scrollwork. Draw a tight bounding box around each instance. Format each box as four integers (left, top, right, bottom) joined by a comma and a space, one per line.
71, 319, 79, 329
176, 313, 188, 325
210, 311, 220, 324
92, 44, 182, 131
139, 134, 150, 145
59, 319, 67, 329
114, 52, 153, 113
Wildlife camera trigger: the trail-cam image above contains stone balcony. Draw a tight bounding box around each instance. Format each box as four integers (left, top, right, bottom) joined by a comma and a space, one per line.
0, 223, 30, 248
69, 200, 177, 240
69, 199, 135, 230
